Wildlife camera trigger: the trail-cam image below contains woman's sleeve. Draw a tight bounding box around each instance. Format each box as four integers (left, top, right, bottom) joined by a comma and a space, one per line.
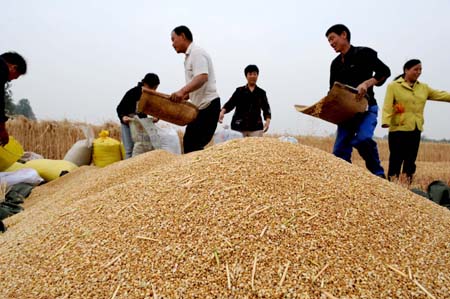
222, 88, 240, 113
427, 85, 450, 102
261, 91, 271, 120
382, 83, 395, 126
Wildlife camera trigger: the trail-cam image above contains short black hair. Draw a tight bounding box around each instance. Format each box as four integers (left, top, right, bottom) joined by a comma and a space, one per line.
244, 64, 259, 76
173, 25, 193, 41
325, 24, 351, 42
142, 73, 160, 88
0, 52, 27, 74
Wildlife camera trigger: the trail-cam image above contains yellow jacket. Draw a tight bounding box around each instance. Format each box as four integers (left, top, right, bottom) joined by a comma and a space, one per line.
382, 77, 450, 132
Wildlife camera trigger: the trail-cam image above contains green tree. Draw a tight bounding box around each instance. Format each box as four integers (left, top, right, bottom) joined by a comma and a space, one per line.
4, 83, 15, 116
3, 84, 37, 120
15, 98, 36, 120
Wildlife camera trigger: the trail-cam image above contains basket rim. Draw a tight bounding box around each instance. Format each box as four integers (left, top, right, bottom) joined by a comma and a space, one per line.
142, 89, 199, 110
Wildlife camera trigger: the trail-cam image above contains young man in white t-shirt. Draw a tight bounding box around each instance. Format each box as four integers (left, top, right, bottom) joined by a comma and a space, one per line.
170, 25, 221, 153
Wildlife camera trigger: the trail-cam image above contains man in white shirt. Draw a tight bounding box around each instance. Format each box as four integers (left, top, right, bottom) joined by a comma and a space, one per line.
170, 25, 221, 153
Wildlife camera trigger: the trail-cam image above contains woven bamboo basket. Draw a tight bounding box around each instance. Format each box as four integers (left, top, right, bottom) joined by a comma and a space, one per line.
137, 89, 198, 126
295, 82, 368, 124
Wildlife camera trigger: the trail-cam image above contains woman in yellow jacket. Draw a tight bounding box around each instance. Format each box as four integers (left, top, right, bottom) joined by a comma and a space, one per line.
382, 59, 450, 183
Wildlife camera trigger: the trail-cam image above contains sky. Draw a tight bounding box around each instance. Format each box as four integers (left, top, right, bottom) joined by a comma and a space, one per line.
3, 0, 450, 139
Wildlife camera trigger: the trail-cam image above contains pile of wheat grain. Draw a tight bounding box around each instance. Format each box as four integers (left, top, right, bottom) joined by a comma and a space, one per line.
1, 138, 449, 298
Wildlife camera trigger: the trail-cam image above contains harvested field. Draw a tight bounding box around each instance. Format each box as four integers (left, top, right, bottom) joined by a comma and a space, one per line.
6, 118, 450, 189
1, 138, 450, 298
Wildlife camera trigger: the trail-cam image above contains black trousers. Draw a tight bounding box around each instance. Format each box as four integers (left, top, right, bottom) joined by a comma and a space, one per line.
387, 128, 421, 180
183, 98, 220, 154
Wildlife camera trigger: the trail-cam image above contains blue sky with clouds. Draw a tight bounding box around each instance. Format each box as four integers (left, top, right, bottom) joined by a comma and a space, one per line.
3, 0, 450, 139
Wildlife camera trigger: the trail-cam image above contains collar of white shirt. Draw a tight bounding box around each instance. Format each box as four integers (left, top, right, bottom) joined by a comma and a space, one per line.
185, 42, 194, 57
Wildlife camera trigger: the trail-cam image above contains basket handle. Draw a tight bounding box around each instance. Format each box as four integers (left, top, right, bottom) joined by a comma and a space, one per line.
333, 82, 369, 101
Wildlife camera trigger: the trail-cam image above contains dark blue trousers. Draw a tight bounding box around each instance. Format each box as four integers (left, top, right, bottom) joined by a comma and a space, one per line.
333, 105, 385, 176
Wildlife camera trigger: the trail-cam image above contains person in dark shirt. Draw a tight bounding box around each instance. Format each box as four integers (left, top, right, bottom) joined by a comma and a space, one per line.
116, 73, 159, 159
219, 65, 271, 137
326, 24, 390, 178
0, 52, 27, 146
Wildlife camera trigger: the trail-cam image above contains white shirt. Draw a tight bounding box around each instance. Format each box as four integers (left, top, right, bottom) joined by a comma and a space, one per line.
184, 43, 219, 109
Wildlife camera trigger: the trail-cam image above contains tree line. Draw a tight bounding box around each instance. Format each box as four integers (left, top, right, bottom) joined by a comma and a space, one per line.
4, 83, 36, 120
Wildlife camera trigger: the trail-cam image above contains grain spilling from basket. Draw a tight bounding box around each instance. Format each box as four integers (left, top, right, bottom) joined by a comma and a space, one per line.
1, 138, 449, 298
295, 81, 369, 124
